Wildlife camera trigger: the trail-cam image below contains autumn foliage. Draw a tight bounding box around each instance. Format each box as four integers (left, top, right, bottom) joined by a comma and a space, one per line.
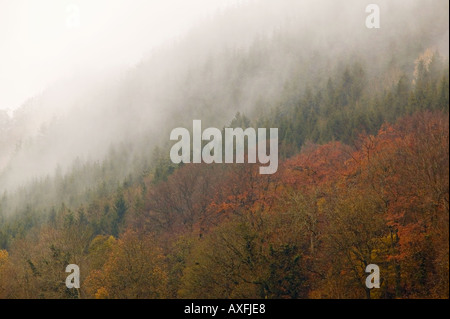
0, 110, 448, 299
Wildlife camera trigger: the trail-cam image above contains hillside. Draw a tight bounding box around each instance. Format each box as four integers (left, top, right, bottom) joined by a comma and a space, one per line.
0, 0, 448, 299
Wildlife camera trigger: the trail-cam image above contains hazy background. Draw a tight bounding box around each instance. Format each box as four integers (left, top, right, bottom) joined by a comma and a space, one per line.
0, 0, 244, 113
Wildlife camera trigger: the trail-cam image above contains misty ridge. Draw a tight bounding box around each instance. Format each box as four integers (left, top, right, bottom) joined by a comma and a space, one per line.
0, 0, 448, 211
0, 0, 448, 300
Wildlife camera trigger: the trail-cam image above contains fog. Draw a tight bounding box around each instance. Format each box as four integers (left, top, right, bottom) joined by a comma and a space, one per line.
0, 0, 244, 112
0, 0, 448, 197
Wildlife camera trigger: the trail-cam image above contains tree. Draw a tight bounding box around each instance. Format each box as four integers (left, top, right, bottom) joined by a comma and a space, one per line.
84, 229, 168, 299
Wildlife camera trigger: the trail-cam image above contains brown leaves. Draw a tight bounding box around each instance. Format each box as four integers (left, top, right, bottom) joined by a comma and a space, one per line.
84, 229, 168, 299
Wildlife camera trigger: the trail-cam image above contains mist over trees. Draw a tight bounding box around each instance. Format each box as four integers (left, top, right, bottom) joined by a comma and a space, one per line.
0, 0, 449, 299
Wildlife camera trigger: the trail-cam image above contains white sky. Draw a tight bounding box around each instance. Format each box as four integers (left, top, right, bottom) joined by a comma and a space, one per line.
0, 0, 244, 111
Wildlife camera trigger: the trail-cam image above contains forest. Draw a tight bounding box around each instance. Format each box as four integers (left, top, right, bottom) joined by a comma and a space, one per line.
0, 0, 448, 299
